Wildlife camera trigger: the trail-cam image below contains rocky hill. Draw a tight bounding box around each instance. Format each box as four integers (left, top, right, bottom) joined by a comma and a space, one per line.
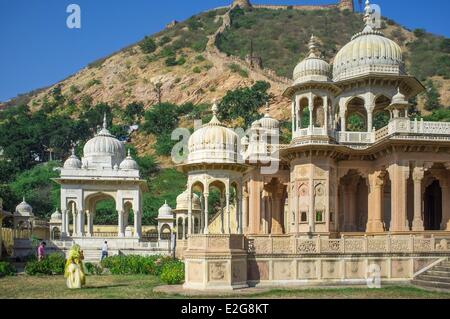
2, 6, 449, 117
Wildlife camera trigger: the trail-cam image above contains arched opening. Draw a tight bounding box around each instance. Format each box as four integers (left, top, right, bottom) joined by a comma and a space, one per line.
85, 193, 116, 236
160, 223, 172, 240
298, 97, 309, 129
51, 227, 61, 240
313, 97, 325, 127
373, 95, 391, 130
346, 97, 367, 132
338, 170, 368, 232
177, 217, 184, 240
207, 180, 227, 234
424, 180, 442, 231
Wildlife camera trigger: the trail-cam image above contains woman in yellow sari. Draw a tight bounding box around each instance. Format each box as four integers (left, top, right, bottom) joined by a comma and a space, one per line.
64, 244, 86, 289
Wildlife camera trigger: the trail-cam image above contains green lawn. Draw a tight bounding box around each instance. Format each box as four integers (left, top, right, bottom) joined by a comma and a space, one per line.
0, 275, 449, 299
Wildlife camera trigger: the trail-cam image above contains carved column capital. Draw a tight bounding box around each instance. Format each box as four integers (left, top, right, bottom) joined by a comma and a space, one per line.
413, 166, 425, 182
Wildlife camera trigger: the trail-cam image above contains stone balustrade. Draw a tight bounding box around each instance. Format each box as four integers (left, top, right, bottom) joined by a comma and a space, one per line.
246, 234, 450, 255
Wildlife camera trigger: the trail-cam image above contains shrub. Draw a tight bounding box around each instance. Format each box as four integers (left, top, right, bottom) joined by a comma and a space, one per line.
85, 262, 103, 275
25, 253, 65, 276
193, 66, 202, 73
160, 260, 185, 285
165, 56, 178, 67
0, 261, 16, 277
100, 255, 173, 275
139, 36, 157, 54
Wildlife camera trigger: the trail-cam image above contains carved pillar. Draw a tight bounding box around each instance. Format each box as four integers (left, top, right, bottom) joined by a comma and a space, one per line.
436, 170, 450, 230
118, 210, 125, 237
242, 190, 248, 234
226, 192, 231, 234
366, 171, 385, 233
61, 210, 68, 237
236, 191, 242, 234
248, 179, 260, 234
444, 164, 450, 230
187, 189, 192, 235
134, 211, 142, 238
203, 193, 209, 234
86, 212, 92, 237
291, 100, 296, 134
309, 178, 315, 233
220, 196, 225, 234
295, 183, 300, 234
389, 161, 410, 232
77, 210, 84, 237
260, 191, 267, 234
412, 166, 425, 231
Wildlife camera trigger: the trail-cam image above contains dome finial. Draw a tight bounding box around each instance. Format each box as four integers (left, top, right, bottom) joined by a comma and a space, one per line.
212, 100, 219, 116
265, 101, 270, 116
102, 113, 107, 129
71, 147, 75, 156
363, 0, 374, 30
127, 149, 131, 157
307, 34, 320, 58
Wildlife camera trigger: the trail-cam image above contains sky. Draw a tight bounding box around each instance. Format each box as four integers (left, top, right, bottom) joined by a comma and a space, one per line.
0, 0, 449, 102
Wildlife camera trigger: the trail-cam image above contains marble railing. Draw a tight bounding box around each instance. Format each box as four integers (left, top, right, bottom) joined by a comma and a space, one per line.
337, 131, 374, 144
246, 234, 450, 255
294, 127, 327, 138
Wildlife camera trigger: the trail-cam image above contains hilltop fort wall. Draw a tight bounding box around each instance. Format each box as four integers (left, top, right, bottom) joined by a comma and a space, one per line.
231, 0, 354, 12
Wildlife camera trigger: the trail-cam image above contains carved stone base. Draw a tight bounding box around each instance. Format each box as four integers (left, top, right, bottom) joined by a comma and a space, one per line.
412, 219, 425, 232
183, 234, 248, 290
366, 220, 384, 233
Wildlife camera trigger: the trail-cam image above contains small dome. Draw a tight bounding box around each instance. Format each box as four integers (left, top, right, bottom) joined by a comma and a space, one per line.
333, 1, 404, 81
119, 150, 139, 170
50, 209, 62, 222
188, 102, 239, 164
293, 35, 331, 84
391, 88, 408, 105
259, 102, 279, 130
15, 197, 33, 217
176, 190, 201, 211
83, 114, 126, 162
63, 148, 81, 169
158, 201, 173, 217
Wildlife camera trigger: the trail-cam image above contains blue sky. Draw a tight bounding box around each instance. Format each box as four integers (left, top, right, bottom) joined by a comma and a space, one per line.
0, 0, 448, 102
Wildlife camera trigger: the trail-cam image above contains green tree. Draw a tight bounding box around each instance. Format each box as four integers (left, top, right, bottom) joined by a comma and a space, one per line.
218, 81, 271, 126
124, 102, 145, 124
142, 103, 179, 136
424, 80, 442, 111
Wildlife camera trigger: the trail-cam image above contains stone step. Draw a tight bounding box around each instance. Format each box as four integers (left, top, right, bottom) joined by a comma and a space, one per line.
424, 270, 450, 278
432, 266, 450, 272
411, 279, 450, 290
416, 274, 450, 284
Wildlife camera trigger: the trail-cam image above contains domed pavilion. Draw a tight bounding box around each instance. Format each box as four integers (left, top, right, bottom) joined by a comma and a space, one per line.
53, 114, 148, 241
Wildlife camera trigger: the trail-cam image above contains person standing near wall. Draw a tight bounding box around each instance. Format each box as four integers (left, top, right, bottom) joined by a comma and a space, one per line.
101, 241, 108, 260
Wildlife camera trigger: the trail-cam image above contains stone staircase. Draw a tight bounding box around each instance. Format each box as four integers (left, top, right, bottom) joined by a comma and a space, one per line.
412, 259, 450, 291
81, 249, 102, 263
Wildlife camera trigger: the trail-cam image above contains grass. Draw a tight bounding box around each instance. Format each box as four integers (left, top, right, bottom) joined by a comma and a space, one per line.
1, 275, 449, 299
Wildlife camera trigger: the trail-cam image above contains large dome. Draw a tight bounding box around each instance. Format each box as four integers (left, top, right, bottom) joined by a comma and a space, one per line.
293, 35, 331, 84
187, 103, 239, 164
333, 1, 404, 81
82, 115, 126, 167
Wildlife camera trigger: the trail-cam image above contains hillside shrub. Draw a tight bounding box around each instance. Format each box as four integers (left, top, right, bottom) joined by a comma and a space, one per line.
160, 260, 184, 285
140, 36, 157, 54
0, 261, 16, 277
